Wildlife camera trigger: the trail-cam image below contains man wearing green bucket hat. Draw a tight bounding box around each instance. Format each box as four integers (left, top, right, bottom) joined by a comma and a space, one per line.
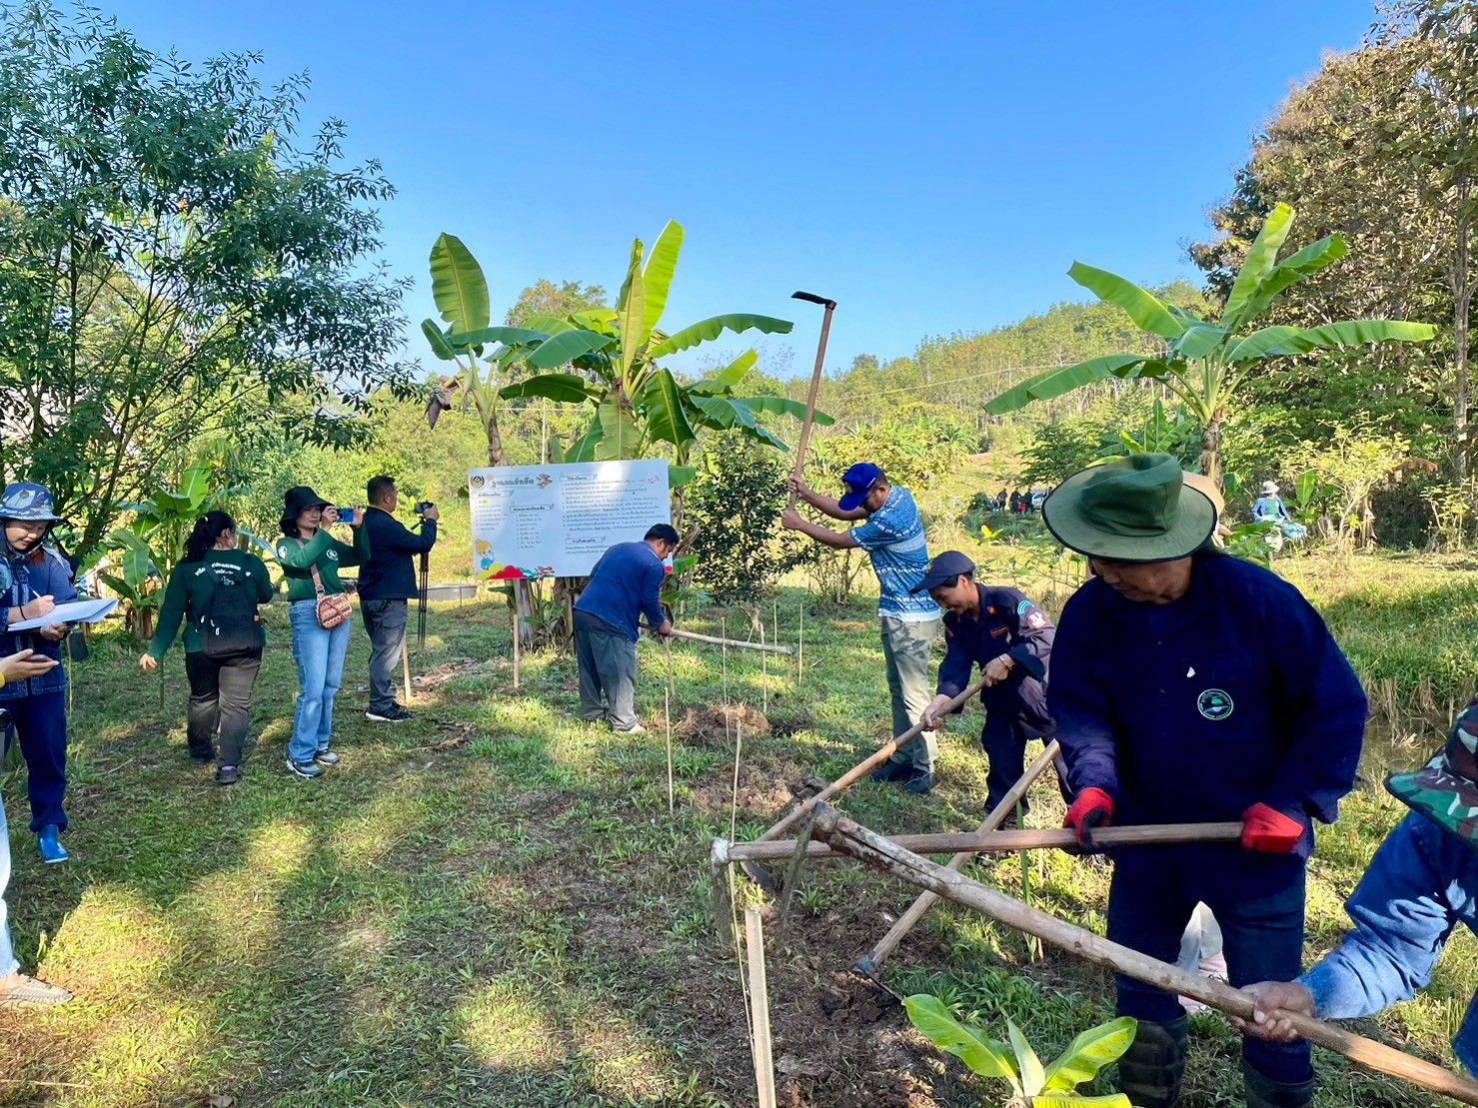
1236, 696, 1478, 1077
1043, 454, 1368, 1108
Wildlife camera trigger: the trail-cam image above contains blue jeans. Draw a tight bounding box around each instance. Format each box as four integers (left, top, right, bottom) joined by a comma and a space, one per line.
288, 601, 350, 765
3, 692, 67, 832
0, 783, 16, 978
1108, 851, 1312, 1085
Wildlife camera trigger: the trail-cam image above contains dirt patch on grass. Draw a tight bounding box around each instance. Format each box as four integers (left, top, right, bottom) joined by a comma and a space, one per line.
676, 703, 773, 747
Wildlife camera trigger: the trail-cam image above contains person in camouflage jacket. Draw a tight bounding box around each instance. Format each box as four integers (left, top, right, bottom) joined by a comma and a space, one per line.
1238, 696, 1478, 1075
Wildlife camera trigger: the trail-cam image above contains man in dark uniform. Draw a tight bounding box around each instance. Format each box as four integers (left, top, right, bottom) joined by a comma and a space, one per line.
915, 551, 1058, 814
1044, 454, 1367, 1108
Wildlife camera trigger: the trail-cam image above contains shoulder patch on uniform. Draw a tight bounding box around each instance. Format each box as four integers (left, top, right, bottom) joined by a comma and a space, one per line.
1017, 599, 1032, 615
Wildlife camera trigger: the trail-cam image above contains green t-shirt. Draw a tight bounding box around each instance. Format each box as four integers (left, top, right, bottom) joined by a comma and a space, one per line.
148, 549, 274, 660
275, 528, 363, 602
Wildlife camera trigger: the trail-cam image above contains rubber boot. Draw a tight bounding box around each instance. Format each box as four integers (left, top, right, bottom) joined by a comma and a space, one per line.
1243, 1061, 1314, 1108
1117, 1015, 1188, 1108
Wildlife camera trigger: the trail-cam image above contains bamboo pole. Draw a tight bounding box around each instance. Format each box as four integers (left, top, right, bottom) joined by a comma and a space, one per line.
744, 907, 779, 1108
785, 297, 834, 511
721, 821, 1242, 864
754, 676, 990, 844
809, 806, 1478, 1107
664, 638, 676, 818
401, 642, 412, 704
857, 740, 1061, 976
667, 628, 794, 656
511, 600, 521, 690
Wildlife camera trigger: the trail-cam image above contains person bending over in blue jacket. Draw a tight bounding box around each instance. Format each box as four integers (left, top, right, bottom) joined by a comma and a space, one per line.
1237, 695, 1478, 1076
1043, 455, 1368, 1108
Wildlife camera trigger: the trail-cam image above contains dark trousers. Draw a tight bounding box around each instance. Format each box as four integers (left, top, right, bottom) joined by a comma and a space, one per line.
361, 598, 408, 714
574, 610, 638, 731
3, 691, 68, 832
185, 651, 262, 766
1108, 854, 1312, 1085
980, 691, 1062, 814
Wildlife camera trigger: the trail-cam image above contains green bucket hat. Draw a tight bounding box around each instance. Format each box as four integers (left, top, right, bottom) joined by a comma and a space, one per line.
1387, 698, 1478, 850
1041, 453, 1216, 563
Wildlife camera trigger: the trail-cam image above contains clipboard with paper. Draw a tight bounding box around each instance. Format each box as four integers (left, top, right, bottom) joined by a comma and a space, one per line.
7, 597, 118, 631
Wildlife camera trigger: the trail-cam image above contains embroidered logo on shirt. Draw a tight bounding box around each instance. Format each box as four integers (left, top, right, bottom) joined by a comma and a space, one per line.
1197, 688, 1234, 721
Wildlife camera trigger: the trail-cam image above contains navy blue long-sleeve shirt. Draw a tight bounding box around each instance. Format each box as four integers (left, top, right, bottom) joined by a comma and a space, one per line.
574, 541, 667, 643
357, 508, 437, 601
937, 584, 1055, 725
0, 544, 78, 702
1050, 552, 1366, 873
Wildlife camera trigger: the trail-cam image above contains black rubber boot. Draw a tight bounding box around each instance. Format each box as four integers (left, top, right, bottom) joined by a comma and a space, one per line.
1116, 1015, 1188, 1108
1243, 1061, 1314, 1108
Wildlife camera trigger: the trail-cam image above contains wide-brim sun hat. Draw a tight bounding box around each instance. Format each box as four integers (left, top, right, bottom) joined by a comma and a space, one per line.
1261, 481, 1280, 496
280, 485, 332, 531
1041, 453, 1216, 563
1387, 698, 1478, 850
0, 482, 62, 523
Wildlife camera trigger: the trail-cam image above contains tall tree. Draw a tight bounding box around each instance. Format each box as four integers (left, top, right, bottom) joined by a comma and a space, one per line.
505, 279, 607, 328
0, 3, 410, 554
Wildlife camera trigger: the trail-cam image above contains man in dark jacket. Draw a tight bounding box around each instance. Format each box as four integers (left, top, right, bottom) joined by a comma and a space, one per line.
357, 475, 438, 723
573, 525, 676, 733
914, 550, 1059, 813
1043, 454, 1368, 1108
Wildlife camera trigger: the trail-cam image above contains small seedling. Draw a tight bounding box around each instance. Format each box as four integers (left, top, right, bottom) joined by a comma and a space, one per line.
903, 995, 1137, 1107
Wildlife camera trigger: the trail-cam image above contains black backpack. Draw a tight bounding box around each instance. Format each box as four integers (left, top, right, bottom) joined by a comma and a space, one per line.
198, 562, 264, 659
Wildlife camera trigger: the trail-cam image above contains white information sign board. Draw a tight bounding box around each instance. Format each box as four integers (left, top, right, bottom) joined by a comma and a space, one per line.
468, 459, 671, 579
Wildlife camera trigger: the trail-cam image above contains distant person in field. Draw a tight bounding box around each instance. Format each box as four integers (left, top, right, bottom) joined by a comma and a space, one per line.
139, 512, 273, 786
357, 475, 438, 724
0, 482, 78, 864
1236, 695, 1478, 1077
915, 550, 1064, 816
276, 487, 363, 780
783, 464, 942, 794
1044, 454, 1367, 1108
1252, 481, 1291, 524
573, 524, 677, 733
0, 649, 72, 1006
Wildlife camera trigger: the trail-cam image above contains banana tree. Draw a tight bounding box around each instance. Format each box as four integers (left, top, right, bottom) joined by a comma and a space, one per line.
985, 203, 1437, 484
904, 995, 1137, 1107
495, 221, 826, 481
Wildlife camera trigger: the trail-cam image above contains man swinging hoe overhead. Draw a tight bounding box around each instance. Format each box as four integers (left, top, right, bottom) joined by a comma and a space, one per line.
1043, 454, 1368, 1108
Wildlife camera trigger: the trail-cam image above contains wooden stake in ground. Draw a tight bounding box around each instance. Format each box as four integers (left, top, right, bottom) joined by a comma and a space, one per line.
744, 906, 779, 1108
760, 619, 769, 716
809, 805, 1478, 1107
401, 640, 413, 704
797, 598, 804, 684
753, 676, 990, 847
511, 595, 521, 690
855, 739, 1061, 977
664, 638, 676, 818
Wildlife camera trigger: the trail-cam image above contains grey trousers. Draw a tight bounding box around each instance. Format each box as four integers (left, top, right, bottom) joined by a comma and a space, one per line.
574, 610, 639, 731
362, 598, 408, 714
880, 615, 940, 772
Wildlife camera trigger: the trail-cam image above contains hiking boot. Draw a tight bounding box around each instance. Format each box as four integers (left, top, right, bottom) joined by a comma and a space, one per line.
871, 761, 912, 785
216, 765, 239, 786
612, 722, 647, 735
286, 757, 323, 780
188, 749, 213, 765
314, 750, 341, 766
903, 769, 935, 796
366, 704, 412, 723
0, 973, 72, 1007
1117, 1015, 1188, 1108
1243, 1061, 1314, 1108
36, 825, 68, 865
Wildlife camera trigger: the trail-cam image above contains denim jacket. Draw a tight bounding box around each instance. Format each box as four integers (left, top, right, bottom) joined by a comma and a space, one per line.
0, 543, 78, 702
1302, 811, 1478, 1075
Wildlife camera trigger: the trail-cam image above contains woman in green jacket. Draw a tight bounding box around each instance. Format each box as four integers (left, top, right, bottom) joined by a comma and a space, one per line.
141, 512, 273, 785
276, 486, 363, 779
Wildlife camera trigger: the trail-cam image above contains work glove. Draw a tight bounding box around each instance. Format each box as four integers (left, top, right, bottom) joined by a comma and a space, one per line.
1064, 787, 1114, 850
1241, 803, 1305, 854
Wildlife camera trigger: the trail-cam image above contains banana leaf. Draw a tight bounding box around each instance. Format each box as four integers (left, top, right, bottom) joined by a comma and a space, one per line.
499, 373, 596, 404
984, 355, 1147, 415
616, 239, 646, 375
1041, 1017, 1138, 1093
641, 221, 684, 341
1172, 323, 1228, 360
593, 398, 641, 460
646, 314, 794, 358
1223, 202, 1293, 326
1008, 1020, 1046, 1096
638, 369, 696, 448
422, 319, 458, 361
429, 233, 489, 335
691, 350, 758, 395
447, 326, 549, 349
1068, 264, 1186, 340
1237, 233, 1349, 324
737, 394, 836, 425
526, 330, 614, 371
1227, 319, 1435, 362
902, 996, 1020, 1089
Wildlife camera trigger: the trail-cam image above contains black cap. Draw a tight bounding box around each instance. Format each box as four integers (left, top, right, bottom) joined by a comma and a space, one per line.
911, 550, 976, 594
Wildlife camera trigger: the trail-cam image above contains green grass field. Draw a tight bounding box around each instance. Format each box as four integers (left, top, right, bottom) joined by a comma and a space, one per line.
2, 550, 1476, 1106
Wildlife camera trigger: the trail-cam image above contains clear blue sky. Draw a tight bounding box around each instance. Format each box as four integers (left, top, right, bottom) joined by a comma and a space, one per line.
105, 0, 1373, 379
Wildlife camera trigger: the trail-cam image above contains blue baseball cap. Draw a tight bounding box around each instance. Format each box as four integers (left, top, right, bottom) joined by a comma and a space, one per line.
912, 550, 976, 594
838, 462, 885, 512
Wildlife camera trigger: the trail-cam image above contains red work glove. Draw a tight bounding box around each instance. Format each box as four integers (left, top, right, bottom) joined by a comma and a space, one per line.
1241, 803, 1306, 854
1064, 787, 1114, 850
